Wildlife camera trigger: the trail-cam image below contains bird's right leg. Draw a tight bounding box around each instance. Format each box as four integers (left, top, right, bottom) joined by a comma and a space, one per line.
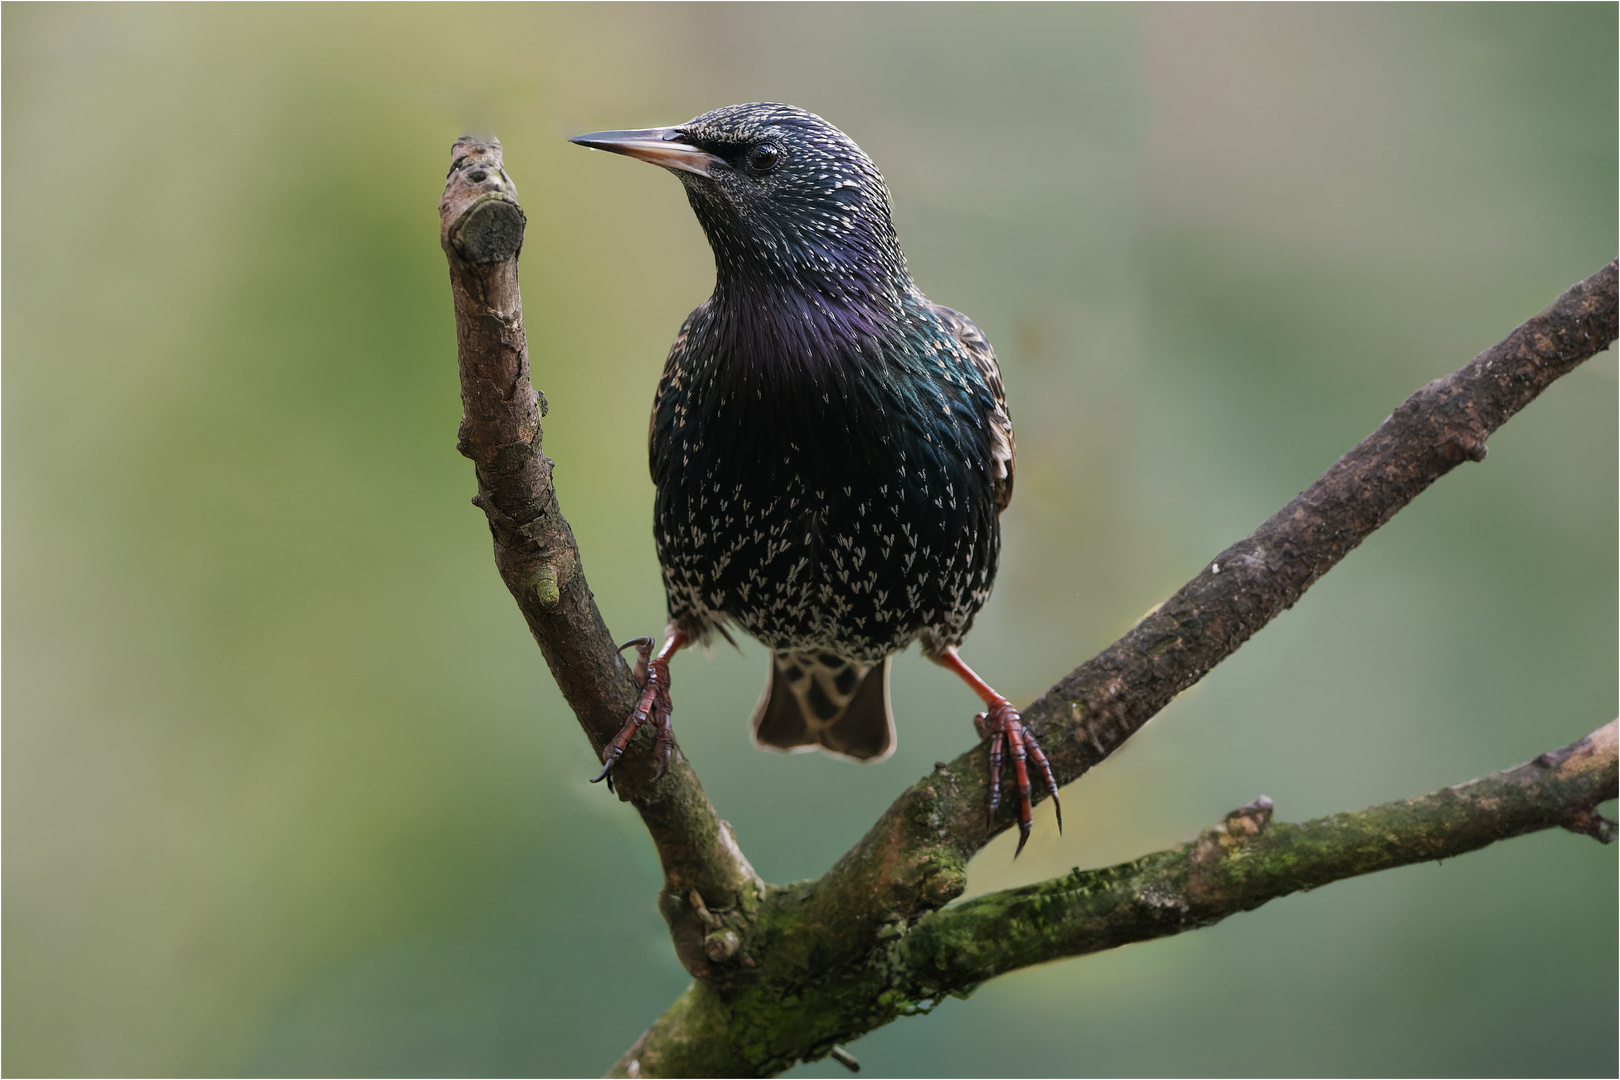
592, 630, 689, 786
934, 645, 1061, 857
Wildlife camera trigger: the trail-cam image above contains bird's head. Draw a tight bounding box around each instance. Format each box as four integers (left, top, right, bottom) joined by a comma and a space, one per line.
571, 103, 909, 302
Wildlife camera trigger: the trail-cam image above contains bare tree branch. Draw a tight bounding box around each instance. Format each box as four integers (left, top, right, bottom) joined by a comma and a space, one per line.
440, 138, 762, 980
438, 137, 1617, 1077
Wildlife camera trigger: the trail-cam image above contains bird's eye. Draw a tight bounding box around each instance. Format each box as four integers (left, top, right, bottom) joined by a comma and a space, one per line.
745, 144, 782, 176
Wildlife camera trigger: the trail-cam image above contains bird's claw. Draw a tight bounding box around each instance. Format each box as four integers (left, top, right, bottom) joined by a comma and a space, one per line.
978, 701, 1061, 857
618, 637, 655, 687
593, 640, 674, 787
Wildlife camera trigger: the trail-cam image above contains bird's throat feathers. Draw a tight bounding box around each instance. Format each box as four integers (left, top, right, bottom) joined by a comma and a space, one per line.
667, 102, 922, 392
683, 180, 922, 404
669, 279, 988, 497
648, 102, 994, 480
691, 273, 931, 418
686, 181, 911, 313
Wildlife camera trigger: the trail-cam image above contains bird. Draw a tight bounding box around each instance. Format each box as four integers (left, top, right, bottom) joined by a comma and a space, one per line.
570, 103, 1059, 853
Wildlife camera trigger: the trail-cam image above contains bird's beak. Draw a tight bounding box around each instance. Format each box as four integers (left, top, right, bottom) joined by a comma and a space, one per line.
569, 127, 724, 179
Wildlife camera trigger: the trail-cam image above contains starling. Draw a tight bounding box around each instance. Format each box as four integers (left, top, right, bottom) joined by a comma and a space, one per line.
571, 103, 1059, 852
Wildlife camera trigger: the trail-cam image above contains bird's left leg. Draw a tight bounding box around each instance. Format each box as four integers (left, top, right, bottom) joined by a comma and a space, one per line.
592, 629, 689, 787
933, 645, 1061, 857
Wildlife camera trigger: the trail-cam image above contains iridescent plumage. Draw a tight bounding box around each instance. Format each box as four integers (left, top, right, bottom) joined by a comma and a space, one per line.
573, 103, 1055, 850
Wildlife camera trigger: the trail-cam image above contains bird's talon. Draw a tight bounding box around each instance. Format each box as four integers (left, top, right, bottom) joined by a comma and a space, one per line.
973, 699, 1055, 858
652, 732, 672, 782
618, 637, 655, 687
590, 634, 683, 787
985, 728, 1006, 815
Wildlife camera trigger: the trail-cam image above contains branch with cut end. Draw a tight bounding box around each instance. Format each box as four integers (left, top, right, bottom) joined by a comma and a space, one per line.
439, 138, 762, 978
894, 721, 1617, 996
814, 260, 1619, 934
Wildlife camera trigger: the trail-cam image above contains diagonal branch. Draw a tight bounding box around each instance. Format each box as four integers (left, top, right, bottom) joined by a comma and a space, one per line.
812, 260, 1618, 935
440, 138, 762, 979
893, 721, 1617, 998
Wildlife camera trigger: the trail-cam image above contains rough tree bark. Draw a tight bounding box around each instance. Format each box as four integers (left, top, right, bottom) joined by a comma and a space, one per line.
440, 137, 1618, 1078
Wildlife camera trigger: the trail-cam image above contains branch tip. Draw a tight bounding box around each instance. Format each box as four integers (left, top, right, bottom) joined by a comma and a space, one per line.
1225, 795, 1275, 837
453, 197, 526, 264
1562, 808, 1617, 845
829, 1046, 860, 1073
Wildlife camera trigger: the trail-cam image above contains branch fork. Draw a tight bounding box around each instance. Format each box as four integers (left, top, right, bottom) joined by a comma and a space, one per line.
440, 136, 1617, 1077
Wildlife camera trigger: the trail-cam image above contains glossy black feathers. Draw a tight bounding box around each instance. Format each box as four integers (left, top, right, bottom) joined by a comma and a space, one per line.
602, 104, 1016, 760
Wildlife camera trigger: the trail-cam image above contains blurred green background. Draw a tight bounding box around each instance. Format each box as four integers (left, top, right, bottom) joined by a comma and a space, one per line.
5, 4, 1615, 1076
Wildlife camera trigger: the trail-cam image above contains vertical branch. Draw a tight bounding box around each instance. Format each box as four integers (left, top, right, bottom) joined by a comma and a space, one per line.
439, 138, 762, 978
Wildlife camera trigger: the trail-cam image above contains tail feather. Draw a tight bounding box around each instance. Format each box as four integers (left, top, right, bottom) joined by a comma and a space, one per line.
749, 652, 895, 762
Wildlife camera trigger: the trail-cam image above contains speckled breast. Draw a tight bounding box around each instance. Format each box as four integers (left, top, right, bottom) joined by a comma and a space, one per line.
651, 369, 1001, 659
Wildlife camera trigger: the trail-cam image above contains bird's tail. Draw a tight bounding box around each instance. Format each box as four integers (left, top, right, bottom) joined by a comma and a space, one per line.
749, 651, 895, 762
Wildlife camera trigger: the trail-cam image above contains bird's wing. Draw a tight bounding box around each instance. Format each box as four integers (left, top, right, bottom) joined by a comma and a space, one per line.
930, 303, 1016, 512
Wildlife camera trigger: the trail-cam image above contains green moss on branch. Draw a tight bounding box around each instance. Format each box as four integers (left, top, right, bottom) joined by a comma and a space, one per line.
894, 721, 1617, 999
611, 723, 1613, 1076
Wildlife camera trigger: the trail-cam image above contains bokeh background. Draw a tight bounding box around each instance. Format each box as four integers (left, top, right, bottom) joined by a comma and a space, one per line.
5, 4, 1615, 1076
